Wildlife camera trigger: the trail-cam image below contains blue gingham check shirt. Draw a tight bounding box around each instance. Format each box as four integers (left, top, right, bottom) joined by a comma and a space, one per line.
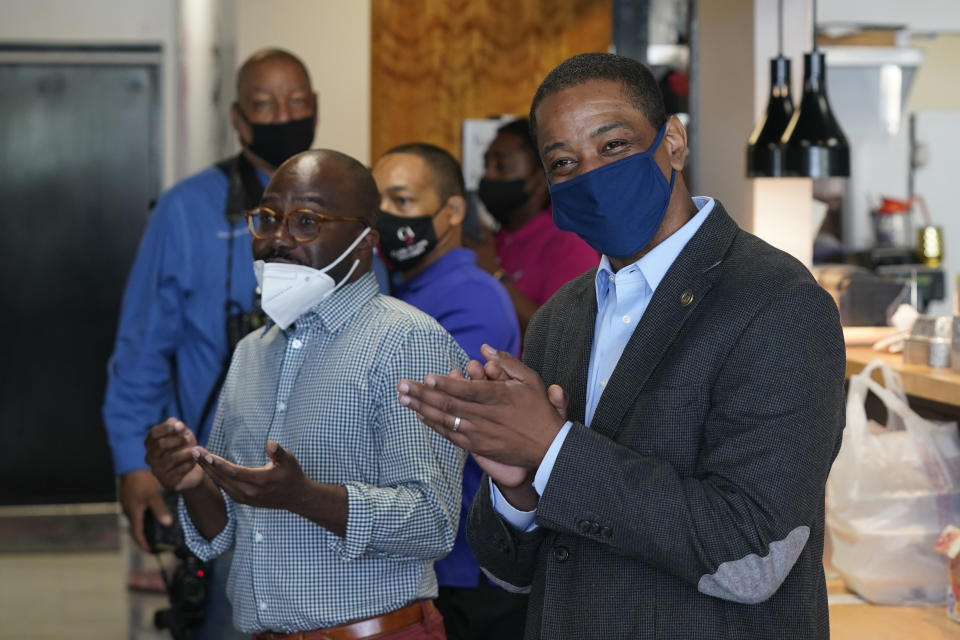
179, 272, 468, 633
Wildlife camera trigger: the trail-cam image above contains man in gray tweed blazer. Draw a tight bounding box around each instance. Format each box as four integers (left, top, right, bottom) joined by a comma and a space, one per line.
398, 53, 845, 639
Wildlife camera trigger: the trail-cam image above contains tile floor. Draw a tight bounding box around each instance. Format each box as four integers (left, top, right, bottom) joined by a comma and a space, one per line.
1, 546, 958, 638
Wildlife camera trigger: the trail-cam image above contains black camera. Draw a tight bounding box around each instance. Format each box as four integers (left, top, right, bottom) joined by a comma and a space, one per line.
143, 491, 210, 640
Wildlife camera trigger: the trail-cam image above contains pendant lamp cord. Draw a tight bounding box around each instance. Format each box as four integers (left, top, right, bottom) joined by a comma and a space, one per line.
811, 0, 818, 51
777, 0, 784, 55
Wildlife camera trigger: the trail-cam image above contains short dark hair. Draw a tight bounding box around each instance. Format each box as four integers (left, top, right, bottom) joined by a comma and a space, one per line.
528, 53, 666, 147
496, 118, 539, 164
384, 143, 465, 203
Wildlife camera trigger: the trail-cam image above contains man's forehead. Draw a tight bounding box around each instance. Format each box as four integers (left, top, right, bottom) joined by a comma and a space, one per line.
266, 162, 346, 200
238, 57, 311, 94
489, 133, 527, 154
536, 82, 652, 144
379, 154, 432, 185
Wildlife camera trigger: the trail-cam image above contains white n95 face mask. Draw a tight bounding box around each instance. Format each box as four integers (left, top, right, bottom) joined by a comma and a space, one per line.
253, 227, 371, 330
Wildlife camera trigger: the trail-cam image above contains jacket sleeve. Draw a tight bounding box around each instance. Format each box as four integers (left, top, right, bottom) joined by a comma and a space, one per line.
466, 478, 547, 592
533, 281, 846, 604
463, 300, 556, 590
102, 192, 193, 475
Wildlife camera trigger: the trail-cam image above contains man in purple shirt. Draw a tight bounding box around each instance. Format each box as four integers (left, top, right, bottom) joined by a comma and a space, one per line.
373, 143, 524, 640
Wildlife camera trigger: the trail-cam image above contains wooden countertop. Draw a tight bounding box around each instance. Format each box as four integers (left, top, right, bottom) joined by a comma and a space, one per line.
826, 569, 959, 639
845, 346, 960, 407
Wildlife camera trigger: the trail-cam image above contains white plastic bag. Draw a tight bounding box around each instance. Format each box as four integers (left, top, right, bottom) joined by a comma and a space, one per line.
826, 360, 960, 605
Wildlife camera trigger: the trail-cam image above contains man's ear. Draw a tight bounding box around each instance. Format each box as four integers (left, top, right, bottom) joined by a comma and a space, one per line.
662, 115, 688, 172
311, 92, 320, 127
444, 195, 467, 227
230, 102, 250, 145
361, 227, 379, 255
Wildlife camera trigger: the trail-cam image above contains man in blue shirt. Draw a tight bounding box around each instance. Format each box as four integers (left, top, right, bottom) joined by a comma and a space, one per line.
103, 48, 318, 639
372, 143, 524, 640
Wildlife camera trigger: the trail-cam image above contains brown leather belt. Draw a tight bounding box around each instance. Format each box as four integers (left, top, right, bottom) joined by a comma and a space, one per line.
252, 600, 430, 640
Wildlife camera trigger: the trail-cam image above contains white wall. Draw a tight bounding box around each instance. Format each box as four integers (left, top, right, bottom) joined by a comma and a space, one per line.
179, 0, 232, 176
234, 0, 372, 165
0, 0, 181, 186
908, 34, 960, 112
695, 0, 815, 266
819, 0, 960, 33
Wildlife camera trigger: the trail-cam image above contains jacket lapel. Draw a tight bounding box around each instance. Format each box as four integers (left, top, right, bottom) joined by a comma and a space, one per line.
551, 276, 597, 426
588, 203, 740, 440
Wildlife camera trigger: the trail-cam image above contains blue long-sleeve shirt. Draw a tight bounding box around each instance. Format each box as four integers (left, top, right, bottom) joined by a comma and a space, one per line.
393, 247, 520, 588
102, 166, 264, 474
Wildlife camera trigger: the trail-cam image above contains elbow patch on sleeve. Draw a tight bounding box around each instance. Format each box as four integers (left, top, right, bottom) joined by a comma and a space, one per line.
697, 526, 809, 604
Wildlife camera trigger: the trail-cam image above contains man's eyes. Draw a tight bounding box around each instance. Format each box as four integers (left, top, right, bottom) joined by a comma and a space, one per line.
602, 139, 628, 152
295, 213, 319, 227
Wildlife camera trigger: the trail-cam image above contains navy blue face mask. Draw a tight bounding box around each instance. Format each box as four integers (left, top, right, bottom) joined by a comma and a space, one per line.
549, 123, 675, 258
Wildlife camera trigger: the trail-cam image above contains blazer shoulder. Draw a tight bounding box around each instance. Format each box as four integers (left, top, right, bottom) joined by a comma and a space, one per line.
541, 267, 596, 311
715, 227, 818, 302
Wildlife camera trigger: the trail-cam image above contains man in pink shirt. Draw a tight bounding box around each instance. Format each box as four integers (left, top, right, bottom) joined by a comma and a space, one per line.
477, 119, 598, 333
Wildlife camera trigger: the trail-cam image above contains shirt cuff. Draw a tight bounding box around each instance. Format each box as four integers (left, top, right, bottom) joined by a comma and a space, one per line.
532, 421, 573, 496
329, 483, 373, 561
178, 491, 235, 562
490, 478, 538, 532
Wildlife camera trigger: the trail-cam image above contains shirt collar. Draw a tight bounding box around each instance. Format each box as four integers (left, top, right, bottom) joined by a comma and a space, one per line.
394, 248, 474, 295
595, 196, 715, 299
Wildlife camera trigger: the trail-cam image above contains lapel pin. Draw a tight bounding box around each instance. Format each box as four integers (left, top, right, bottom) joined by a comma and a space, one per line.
680, 291, 695, 307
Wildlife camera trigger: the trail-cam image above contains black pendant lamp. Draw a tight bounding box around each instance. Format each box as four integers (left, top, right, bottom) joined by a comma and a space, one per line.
746, 0, 793, 177
780, 0, 850, 177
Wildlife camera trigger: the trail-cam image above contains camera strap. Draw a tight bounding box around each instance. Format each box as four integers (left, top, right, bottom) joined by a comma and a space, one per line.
193, 154, 266, 433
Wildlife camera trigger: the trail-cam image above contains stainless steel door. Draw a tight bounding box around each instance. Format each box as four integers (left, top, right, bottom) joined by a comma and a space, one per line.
0, 49, 161, 504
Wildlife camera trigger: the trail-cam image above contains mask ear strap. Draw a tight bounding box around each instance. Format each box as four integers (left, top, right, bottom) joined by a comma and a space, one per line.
330, 258, 361, 295
646, 123, 668, 156
320, 226, 372, 275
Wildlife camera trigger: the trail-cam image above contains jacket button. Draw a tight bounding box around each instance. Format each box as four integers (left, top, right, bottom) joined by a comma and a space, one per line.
577, 520, 592, 534
601, 526, 613, 538
552, 546, 570, 562
680, 290, 695, 307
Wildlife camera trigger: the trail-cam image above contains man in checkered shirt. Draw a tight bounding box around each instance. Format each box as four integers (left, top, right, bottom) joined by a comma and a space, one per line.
145, 149, 467, 639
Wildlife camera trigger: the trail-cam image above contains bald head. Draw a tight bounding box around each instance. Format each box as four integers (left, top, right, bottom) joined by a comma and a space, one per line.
271, 150, 380, 227
237, 48, 311, 96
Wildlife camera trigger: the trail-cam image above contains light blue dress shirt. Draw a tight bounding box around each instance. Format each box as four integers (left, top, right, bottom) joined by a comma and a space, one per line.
492, 197, 715, 530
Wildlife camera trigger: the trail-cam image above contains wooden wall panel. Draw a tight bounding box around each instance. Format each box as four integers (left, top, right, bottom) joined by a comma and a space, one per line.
371, 0, 612, 162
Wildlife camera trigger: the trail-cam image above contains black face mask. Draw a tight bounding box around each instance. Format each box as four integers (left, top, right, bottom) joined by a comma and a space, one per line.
478, 177, 528, 224
237, 107, 315, 168
377, 207, 445, 272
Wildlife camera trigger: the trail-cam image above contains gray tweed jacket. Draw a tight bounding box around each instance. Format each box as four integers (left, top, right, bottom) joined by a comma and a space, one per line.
467, 202, 845, 639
